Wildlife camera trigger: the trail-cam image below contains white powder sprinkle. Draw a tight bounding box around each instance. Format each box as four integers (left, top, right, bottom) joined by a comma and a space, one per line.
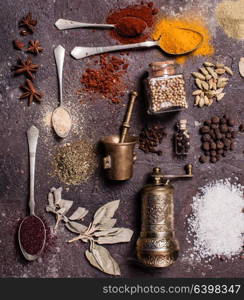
187, 179, 244, 261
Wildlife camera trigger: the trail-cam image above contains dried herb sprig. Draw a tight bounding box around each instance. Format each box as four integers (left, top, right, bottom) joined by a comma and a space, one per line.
46, 187, 133, 276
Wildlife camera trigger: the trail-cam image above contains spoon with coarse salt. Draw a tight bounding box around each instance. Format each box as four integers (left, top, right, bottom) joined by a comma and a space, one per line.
52, 45, 72, 138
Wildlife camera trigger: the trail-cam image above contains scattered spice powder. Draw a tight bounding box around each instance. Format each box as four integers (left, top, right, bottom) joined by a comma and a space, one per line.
152, 16, 214, 64
53, 140, 97, 185
19, 216, 45, 255
79, 54, 128, 103
106, 2, 158, 44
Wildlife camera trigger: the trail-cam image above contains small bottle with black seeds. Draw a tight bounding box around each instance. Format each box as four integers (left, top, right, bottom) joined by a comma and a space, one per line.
175, 120, 190, 155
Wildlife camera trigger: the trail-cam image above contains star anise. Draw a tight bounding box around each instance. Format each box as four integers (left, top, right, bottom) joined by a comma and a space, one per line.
19, 79, 43, 105
12, 57, 39, 79
26, 40, 43, 54
19, 12, 37, 33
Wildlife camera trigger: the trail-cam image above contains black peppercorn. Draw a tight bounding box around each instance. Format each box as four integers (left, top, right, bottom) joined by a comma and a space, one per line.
211, 116, 220, 124
220, 118, 226, 124
199, 155, 208, 163
200, 126, 210, 134
202, 134, 211, 142
211, 124, 218, 130
210, 142, 217, 150
210, 150, 217, 157
217, 141, 224, 149
204, 120, 211, 126
210, 156, 217, 163
227, 119, 235, 127
220, 125, 228, 133
202, 142, 210, 151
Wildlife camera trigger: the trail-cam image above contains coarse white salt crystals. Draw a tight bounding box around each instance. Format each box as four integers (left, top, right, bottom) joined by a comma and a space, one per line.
187, 179, 244, 260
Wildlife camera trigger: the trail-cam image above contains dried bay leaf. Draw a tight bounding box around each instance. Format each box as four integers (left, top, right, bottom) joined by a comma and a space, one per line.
65, 221, 87, 234
97, 228, 133, 244
239, 57, 244, 77
93, 200, 120, 226
89, 244, 120, 276
69, 207, 88, 221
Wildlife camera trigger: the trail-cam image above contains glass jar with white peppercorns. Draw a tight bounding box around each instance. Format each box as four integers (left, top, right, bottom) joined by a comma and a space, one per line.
145, 61, 187, 115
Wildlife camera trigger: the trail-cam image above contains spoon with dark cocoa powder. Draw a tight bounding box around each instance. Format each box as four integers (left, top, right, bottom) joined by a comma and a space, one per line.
55, 17, 147, 37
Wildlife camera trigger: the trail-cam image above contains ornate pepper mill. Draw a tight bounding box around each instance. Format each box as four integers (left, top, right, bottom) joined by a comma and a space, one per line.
136, 164, 193, 268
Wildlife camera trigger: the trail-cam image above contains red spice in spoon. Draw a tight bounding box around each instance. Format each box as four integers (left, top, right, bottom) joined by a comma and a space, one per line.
19, 216, 45, 255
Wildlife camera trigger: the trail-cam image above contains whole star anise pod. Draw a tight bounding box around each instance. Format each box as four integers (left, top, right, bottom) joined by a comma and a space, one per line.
12, 57, 39, 79
19, 79, 43, 105
19, 12, 37, 33
26, 40, 43, 54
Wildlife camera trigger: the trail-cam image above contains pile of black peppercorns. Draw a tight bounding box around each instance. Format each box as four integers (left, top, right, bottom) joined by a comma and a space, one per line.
199, 115, 237, 163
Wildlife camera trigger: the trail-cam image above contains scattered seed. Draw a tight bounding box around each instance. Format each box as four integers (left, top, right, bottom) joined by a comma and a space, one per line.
195, 95, 200, 106
192, 90, 202, 96
205, 74, 212, 80
207, 67, 218, 79
216, 93, 225, 101
195, 78, 202, 89
199, 97, 205, 107
215, 68, 226, 75
204, 96, 210, 105
224, 66, 233, 76
192, 72, 206, 80
199, 67, 209, 76
201, 81, 209, 90
216, 88, 224, 94
204, 62, 215, 67
215, 63, 225, 68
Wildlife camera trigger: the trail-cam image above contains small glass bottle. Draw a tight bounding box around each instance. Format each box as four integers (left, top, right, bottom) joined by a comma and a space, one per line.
175, 120, 190, 155
145, 61, 187, 115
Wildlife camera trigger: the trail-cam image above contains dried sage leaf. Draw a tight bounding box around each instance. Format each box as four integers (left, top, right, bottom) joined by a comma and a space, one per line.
94, 228, 121, 237
48, 192, 55, 209
52, 187, 62, 205
98, 218, 117, 230
93, 200, 120, 226
85, 250, 102, 272
65, 221, 87, 234
59, 199, 73, 214
69, 207, 88, 221
239, 57, 244, 77
96, 228, 134, 244
90, 244, 120, 276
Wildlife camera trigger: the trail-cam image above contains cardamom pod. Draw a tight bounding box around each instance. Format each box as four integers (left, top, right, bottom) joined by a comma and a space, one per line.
201, 81, 209, 90
195, 78, 202, 89
216, 88, 224, 94
192, 72, 206, 80
204, 62, 215, 67
224, 66, 233, 76
216, 93, 225, 101
215, 63, 225, 68
192, 89, 202, 96
199, 97, 205, 107
215, 68, 226, 75
194, 95, 200, 106
205, 74, 212, 80
204, 96, 210, 105
199, 67, 209, 76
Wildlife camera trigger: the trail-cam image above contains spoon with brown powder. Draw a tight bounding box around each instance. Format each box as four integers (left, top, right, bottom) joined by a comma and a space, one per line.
55, 17, 147, 38
52, 45, 72, 138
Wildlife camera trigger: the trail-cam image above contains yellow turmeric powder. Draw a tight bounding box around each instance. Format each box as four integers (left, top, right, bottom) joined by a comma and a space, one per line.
152, 17, 214, 63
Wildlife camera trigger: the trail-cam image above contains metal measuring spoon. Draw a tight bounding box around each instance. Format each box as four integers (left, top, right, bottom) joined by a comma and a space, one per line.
18, 126, 46, 261
71, 28, 203, 59
55, 17, 147, 37
52, 45, 72, 138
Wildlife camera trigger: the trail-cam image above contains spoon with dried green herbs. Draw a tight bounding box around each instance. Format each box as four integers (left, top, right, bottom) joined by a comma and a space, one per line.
52, 45, 72, 138
18, 126, 46, 261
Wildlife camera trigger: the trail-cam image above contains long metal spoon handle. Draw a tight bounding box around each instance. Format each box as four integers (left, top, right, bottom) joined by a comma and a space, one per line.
54, 45, 65, 106
71, 41, 158, 59
55, 18, 115, 30
27, 126, 39, 216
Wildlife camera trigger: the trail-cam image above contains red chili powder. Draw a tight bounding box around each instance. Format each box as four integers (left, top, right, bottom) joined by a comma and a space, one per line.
19, 216, 45, 255
106, 2, 158, 44
79, 54, 128, 104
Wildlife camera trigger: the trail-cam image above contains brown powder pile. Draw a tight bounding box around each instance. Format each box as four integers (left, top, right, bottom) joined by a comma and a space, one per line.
79, 54, 128, 104
106, 2, 158, 44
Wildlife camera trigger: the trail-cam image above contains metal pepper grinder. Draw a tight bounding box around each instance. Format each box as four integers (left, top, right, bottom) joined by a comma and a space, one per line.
101, 91, 138, 181
136, 164, 193, 268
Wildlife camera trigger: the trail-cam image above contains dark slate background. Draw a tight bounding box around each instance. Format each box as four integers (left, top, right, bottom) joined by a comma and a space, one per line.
0, 0, 243, 278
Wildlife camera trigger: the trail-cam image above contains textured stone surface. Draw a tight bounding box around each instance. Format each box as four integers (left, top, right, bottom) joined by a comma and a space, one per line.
0, 0, 243, 278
